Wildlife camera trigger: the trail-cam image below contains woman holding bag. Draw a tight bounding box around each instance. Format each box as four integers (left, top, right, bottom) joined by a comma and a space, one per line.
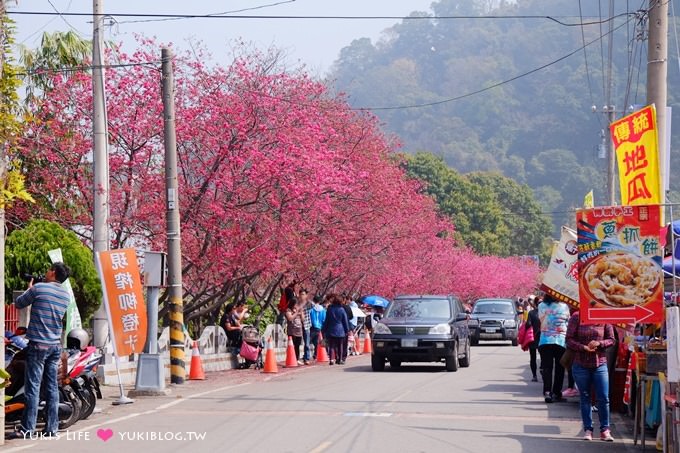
565, 310, 615, 442
525, 297, 541, 382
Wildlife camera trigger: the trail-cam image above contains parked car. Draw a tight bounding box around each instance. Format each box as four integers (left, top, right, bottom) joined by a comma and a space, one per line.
468, 298, 520, 346
371, 295, 471, 372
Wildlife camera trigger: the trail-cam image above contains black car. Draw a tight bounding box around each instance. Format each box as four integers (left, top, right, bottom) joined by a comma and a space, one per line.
468, 298, 520, 346
371, 295, 471, 372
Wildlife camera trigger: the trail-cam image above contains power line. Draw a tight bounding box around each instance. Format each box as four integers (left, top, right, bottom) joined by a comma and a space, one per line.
115, 0, 297, 25
6, 10, 632, 27
353, 14, 635, 111
17, 60, 160, 77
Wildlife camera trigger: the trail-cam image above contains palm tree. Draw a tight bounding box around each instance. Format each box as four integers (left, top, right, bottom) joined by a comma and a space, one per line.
19, 30, 91, 101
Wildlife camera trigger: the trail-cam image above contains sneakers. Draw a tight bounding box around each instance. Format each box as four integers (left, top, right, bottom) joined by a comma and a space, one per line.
531, 376, 538, 382
583, 430, 593, 441
544, 392, 553, 403
562, 388, 579, 397
600, 429, 614, 442
6, 428, 29, 440
329, 360, 334, 365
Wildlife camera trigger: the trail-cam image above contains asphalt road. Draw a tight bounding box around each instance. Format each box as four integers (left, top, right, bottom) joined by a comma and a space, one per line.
4, 342, 639, 453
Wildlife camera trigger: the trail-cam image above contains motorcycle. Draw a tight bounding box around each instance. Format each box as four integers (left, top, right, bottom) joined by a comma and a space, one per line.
64, 345, 102, 420
4, 346, 82, 430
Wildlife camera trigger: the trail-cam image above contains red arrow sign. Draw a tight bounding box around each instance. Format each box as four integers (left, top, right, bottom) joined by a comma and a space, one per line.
588, 305, 655, 323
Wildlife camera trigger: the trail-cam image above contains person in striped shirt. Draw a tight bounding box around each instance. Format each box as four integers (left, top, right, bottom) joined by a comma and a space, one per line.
9, 261, 71, 439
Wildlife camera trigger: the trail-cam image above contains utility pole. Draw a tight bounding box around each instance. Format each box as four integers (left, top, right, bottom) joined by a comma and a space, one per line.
162, 47, 185, 384
647, 0, 668, 217
91, 0, 110, 349
0, 0, 6, 443
605, 0, 616, 206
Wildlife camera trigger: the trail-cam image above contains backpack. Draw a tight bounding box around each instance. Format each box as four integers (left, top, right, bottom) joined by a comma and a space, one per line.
277, 290, 288, 312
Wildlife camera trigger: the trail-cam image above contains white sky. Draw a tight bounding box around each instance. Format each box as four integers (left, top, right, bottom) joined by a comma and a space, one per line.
9, 0, 435, 75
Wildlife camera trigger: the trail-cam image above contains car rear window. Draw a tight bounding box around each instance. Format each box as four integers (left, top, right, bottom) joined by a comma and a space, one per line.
472, 301, 515, 315
386, 298, 451, 320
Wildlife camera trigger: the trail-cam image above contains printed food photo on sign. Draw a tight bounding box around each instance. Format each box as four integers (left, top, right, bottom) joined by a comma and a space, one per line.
577, 205, 663, 325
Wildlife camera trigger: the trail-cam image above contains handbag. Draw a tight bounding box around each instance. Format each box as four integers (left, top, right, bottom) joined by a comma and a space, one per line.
560, 348, 575, 369
517, 323, 527, 347
521, 322, 535, 351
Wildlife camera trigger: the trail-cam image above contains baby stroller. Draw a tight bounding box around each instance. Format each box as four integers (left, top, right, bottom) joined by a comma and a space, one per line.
238, 326, 264, 369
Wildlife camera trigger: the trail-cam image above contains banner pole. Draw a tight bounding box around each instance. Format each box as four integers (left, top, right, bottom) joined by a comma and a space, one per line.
112, 355, 134, 405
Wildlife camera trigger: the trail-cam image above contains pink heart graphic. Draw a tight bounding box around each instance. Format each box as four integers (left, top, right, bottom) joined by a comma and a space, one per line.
97, 428, 114, 442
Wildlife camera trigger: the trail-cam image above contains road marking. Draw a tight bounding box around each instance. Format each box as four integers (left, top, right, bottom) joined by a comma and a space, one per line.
3, 381, 252, 452
309, 441, 332, 453
343, 412, 393, 417
385, 389, 412, 407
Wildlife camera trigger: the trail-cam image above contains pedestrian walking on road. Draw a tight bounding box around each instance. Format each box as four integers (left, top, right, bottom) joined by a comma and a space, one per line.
565, 311, 616, 442
309, 295, 326, 360
299, 289, 312, 365
9, 262, 71, 439
340, 294, 354, 362
525, 297, 541, 382
285, 297, 305, 364
537, 294, 570, 403
322, 294, 350, 365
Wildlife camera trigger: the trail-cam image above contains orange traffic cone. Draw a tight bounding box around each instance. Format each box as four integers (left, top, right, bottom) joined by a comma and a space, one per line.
189, 341, 206, 380
363, 331, 373, 354
263, 338, 278, 373
316, 333, 329, 363
285, 336, 298, 367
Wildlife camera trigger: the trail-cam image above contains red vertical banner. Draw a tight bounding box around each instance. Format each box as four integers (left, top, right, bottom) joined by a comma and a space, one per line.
577, 205, 663, 324
96, 248, 148, 357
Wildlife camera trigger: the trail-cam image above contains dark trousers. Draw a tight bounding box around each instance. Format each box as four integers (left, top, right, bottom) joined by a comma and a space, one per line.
310, 328, 321, 359
529, 345, 538, 378
539, 343, 565, 397
292, 335, 302, 361
328, 336, 344, 362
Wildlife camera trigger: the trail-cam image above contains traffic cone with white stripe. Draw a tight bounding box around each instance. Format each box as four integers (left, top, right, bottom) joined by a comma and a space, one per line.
263, 338, 278, 373
316, 333, 329, 363
285, 336, 298, 367
189, 341, 205, 380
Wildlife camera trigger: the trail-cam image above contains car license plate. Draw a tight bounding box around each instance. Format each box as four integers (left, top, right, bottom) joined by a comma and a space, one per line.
485, 328, 497, 333
401, 339, 418, 348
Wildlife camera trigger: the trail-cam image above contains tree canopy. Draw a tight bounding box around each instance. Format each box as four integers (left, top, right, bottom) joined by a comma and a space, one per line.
12, 40, 540, 322
403, 152, 552, 258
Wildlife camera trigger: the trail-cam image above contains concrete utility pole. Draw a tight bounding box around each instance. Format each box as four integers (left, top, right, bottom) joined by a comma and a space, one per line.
162, 47, 185, 384
0, 0, 6, 442
91, 0, 110, 349
647, 0, 668, 215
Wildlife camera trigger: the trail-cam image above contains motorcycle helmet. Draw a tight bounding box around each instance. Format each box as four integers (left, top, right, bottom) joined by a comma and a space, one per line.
66, 328, 90, 350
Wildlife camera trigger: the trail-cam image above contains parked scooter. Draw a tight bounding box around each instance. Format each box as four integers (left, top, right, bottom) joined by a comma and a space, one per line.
4, 346, 82, 430
63, 329, 102, 420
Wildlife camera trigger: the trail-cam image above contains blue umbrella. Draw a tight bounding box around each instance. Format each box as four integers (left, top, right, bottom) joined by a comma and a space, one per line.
361, 295, 390, 308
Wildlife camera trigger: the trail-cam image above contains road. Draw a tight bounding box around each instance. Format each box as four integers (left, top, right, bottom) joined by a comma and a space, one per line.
5, 342, 638, 452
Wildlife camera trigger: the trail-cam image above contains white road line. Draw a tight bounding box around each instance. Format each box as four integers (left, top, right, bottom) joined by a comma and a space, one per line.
3, 381, 251, 451
309, 440, 332, 453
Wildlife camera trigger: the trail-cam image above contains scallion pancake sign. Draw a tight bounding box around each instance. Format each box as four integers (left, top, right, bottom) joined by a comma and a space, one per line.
577, 205, 663, 325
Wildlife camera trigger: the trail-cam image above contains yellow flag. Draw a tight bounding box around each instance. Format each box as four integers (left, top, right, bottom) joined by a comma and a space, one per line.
583, 190, 594, 208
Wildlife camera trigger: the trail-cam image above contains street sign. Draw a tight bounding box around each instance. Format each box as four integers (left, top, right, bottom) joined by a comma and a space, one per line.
577, 205, 664, 325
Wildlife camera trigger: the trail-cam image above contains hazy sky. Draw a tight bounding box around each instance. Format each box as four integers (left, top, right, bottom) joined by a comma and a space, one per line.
9, 0, 435, 75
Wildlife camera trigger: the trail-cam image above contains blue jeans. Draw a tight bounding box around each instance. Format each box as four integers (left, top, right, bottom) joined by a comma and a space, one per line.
310, 328, 321, 359
302, 329, 311, 361
22, 342, 62, 434
572, 363, 610, 432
